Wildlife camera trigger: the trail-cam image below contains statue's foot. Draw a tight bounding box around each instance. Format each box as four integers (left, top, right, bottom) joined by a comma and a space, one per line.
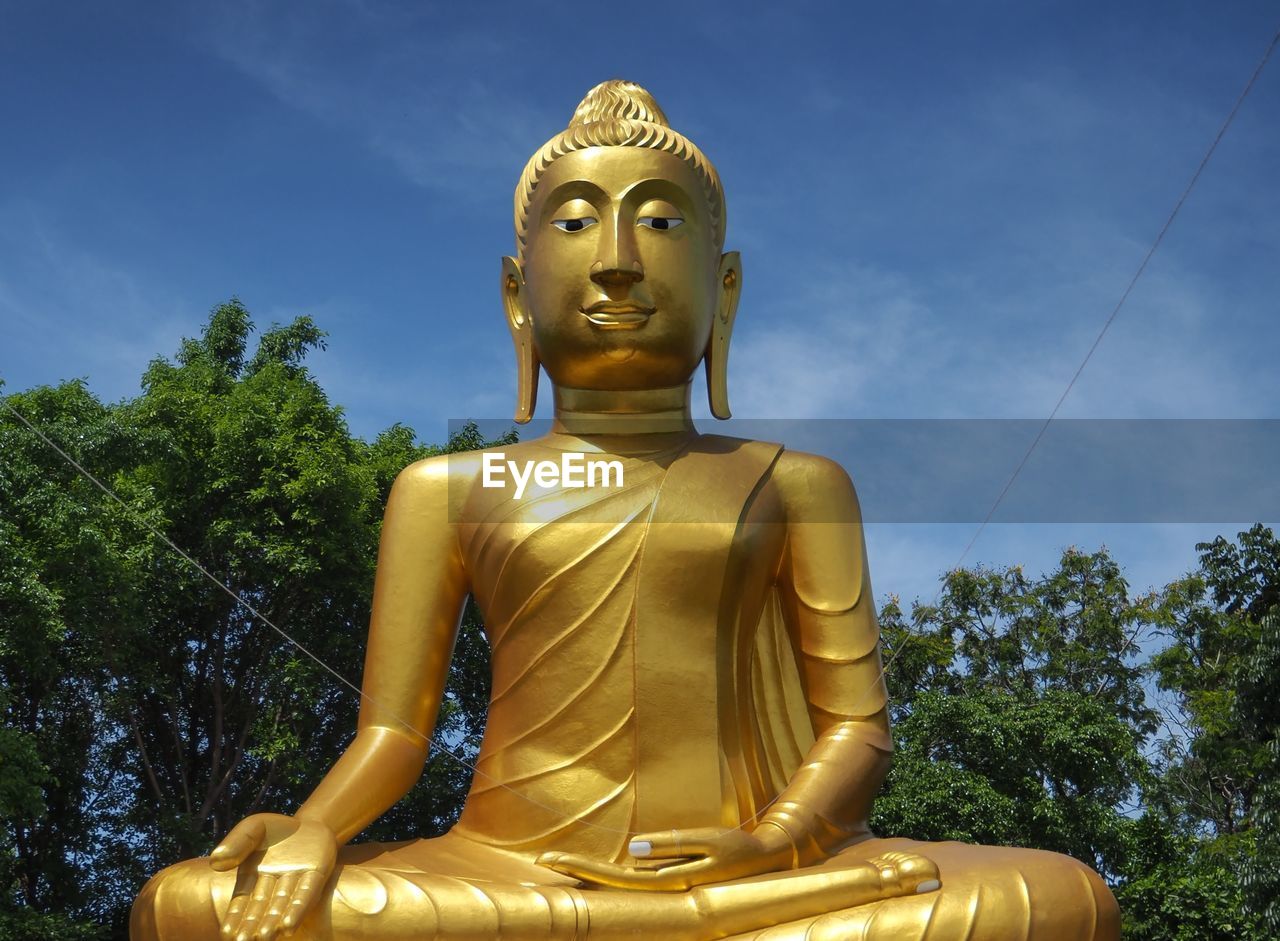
867, 850, 941, 896
685, 849, 940, 940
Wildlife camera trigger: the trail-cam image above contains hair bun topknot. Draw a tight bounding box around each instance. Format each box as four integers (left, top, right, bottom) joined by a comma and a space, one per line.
569, 79, 669, 129
515, 78, 723, 259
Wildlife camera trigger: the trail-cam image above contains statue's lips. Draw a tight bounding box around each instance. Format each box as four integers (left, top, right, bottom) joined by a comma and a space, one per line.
580, 302, 655, 328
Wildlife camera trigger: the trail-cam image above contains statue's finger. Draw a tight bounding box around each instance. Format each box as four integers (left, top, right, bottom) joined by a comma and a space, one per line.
629, 828, 724, 859
539, 852, 707, 891
281, 870, 324, 934
601, 862, 708, 892
211, 818, 267, 871
537, 852, 622, 882
538, 852, 657, 886
220, 892, 249, 939
254, 870, 300, 940
623, 857, 715, 891
233, 873, 276, 941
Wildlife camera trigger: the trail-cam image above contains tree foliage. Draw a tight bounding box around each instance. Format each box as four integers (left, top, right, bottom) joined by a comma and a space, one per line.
1236, 610, 1280, 932
875, 534, 1278, 938
0, 301, 509, 937
874, 549, 1156, 878
1143, 525, 1280, 936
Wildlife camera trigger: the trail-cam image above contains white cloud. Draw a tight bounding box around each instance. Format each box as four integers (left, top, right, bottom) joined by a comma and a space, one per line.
720, 196, 1272, 426
0, 202, 196, 401
196, 2, 557, 193
726, 262, 944, 418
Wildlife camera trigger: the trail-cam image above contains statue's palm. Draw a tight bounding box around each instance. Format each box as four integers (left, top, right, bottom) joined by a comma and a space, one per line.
540, 826, 793, 891
210, 813, 337, 941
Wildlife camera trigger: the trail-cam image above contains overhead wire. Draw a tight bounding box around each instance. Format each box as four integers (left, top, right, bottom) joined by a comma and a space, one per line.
862, 22, 1280, 713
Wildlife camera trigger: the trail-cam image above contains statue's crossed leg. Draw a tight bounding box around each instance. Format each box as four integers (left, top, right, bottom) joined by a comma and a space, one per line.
132, 834, 941, 941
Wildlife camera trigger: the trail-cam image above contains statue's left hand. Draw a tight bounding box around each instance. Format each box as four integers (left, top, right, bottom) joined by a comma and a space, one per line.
209, 813, 337, 940
537, 826, 792, 891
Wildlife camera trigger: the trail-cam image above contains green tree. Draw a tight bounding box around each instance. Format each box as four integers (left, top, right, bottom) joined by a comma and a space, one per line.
873, 541, 1277, 938
0, 300, 511, 935
1142, 526, 1280, 934
1115, 813, 1259, 941
1236, 610, 1279, 932
0, 379, 148, 933
875, 548, 1157, 878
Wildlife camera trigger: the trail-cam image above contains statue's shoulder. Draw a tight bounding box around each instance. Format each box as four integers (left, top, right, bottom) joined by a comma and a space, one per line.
395, 452, 474, 488
684, 435, 861, 522
389, 446, 505, 516
392, 440, 550, 519
771, 447, 855, 484
769, 447, 864, 524
383, 455, 461, 522
397, 438, 545, 484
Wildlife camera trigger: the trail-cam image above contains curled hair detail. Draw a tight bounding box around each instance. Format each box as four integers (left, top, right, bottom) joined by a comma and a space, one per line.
569, 80, 668, 126
514, 82, 725, 259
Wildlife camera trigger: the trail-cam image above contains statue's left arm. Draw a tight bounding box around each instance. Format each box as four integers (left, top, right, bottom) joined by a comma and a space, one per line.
754, 451, 894, 866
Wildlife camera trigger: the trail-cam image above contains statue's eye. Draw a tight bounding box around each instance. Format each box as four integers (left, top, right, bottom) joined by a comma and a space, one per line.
551, 217, 598, 232
638, 217, 684, 231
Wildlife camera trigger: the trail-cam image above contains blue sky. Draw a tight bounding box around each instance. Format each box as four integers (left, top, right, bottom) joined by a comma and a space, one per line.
2, 1, 1278, 611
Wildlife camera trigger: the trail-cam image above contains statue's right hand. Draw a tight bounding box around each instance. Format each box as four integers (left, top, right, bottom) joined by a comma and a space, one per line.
209, 813, 337, 941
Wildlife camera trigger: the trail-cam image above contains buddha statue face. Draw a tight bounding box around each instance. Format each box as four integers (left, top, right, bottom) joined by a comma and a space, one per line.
501, 80, 740, 420
520, 146, 722, 392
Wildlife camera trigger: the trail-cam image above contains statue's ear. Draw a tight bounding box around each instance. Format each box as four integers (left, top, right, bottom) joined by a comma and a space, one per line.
502, 256, 539, 423
705, 251, 741, 420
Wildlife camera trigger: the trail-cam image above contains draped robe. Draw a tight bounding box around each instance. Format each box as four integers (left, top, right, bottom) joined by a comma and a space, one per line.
132, 434, 1120, 941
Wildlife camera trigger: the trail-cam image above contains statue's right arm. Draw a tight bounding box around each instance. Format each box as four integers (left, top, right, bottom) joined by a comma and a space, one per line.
294, 455, 470, 839
209, 456, 470, 940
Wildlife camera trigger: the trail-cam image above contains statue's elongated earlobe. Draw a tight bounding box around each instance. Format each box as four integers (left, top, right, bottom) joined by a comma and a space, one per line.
706, 252, 741, 420
501, 256, 539, 423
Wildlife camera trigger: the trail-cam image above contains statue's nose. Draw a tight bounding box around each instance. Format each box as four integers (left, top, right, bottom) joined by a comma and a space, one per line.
590, 261, 645, 288
591, 216, 644, 288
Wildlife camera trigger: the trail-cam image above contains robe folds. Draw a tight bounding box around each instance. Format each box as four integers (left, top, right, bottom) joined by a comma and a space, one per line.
132, 435, 1120, 941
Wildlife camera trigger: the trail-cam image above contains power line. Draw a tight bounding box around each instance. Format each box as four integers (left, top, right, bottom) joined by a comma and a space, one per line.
865, 22, 1280, 710
952, 24, 1280, 572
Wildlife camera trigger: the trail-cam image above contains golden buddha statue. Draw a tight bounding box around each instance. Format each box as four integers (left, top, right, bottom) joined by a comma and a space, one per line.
131, 80, 1119, 941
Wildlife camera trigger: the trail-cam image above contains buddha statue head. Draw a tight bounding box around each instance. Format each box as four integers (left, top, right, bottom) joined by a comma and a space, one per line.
501, 79, 741, 423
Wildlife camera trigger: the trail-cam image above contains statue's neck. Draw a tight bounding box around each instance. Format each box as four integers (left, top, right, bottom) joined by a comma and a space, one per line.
548, 383, 697, 453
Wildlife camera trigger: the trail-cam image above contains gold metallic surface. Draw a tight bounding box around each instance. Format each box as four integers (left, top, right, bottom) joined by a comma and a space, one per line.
131, 80, 1119, 940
